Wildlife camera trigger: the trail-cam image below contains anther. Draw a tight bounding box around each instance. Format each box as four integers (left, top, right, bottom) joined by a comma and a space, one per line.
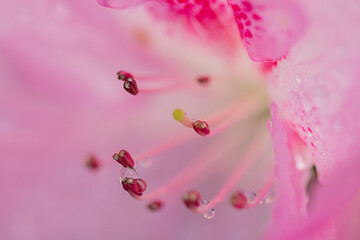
230, 191, 248, 209
193, 120, 210, 136
116, 70, 139, 95
123, 78, 139, 95
183, 190, 201, 209
85, 155, 100, 170
117, 70, 134, 81
121, 177, 147, 196
197, 76, 210, 85
113, 150, 135, 168
147, 200, 163, 211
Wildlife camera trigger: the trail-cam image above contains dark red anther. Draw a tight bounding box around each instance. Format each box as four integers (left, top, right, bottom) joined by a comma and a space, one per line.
121, 177, 147, 196
121, 177, 132, 192
129, 178, 147, 196
117, 70, 134, 81
123, 78, 139, 95
197, 76, 210, 85
193, 120, 210, 136
85, 155, 100, 170
231, 191, 248, 209
147, 200, 163, 211
183, 190, 201, 209
113, 150, 135, 168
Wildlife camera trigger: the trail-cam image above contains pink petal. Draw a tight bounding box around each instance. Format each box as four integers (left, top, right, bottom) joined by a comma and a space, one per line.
96, 0, 151, 9
266, 0, 360, 237
229, 0, 306, 61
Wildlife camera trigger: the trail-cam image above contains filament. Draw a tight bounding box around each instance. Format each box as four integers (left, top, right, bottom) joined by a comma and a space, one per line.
193, 133, 270, 214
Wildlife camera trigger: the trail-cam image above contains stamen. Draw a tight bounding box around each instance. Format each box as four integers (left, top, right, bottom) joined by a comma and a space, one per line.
197, 76, 210, 85
117, 71, 134, 81
173, 109, 194, 128
85, 155, 100, 170
123, 78, 139, 95
230, 191, 248, 209
135, 98, 261, 162
193, 134, 270, 214
208, 98, 262, 136
206, 95, 260, 125
117, 70, 194, 96
113, 150, 135, 168
121, 177, 147, 196
193, 120, 210, 136
183, 190, 201, 209
147, 200, 163, 211
117, 71, 139, 95
135, 131, 192, 162
173, 109, 211, 136
138, 137, 239, 201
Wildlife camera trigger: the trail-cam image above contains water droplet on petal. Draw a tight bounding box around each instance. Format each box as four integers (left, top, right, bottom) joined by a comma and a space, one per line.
119, 167, 138, 182
267, 118, 274, 130
295, 74, 302, 85
200, 200, 215, 219
243, 190, 257, 203
259, 190, 275, 205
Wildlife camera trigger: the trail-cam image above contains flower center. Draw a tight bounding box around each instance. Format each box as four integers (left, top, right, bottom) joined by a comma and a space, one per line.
109, 69, 282, 219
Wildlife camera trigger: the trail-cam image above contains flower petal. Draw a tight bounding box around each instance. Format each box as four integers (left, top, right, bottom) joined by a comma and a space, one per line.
96, 0, 151, 9
229, 0, 306, 61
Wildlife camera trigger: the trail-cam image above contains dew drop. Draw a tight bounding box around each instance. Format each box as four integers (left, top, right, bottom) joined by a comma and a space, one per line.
295, 74, 302, 85
267, 118, 274, 130
119, 167, 138, 182
259, 190, 275, 205
200, 200, 215, 219
243, 190, 257, 203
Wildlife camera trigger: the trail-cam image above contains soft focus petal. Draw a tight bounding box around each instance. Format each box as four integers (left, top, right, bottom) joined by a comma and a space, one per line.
0, 1, 272, 239
98, 0, 241, 54
266, 0, 360, 238
97, 0, 151, 9
229, 0, 306, 61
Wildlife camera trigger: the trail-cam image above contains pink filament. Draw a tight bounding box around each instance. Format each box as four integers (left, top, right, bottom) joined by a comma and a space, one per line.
208, 98, 262, 136
206, 95, 258, 125
134, 97, 261, 162
245, 174, 275, 209
179, 114, 194, 128
137, 138, 236, 201
139, 83, 191, 94
193, 134, 270, 214
134, 131, 192, 162
134, 74, 174, 81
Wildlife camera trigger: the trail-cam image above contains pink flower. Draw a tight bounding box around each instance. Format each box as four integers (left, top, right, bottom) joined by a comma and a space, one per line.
1, 0, 360, 240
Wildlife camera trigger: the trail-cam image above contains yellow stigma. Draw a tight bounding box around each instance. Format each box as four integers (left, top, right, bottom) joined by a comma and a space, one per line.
173, 108, 185, 121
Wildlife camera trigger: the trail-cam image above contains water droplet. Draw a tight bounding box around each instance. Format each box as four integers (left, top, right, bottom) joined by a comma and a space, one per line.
119, 167, 138, 182
259, 190, 275, 205
295, 74, 302, 85
200, 200, 215, 219
243, 190, 257, 203
267, 118, 274, 130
